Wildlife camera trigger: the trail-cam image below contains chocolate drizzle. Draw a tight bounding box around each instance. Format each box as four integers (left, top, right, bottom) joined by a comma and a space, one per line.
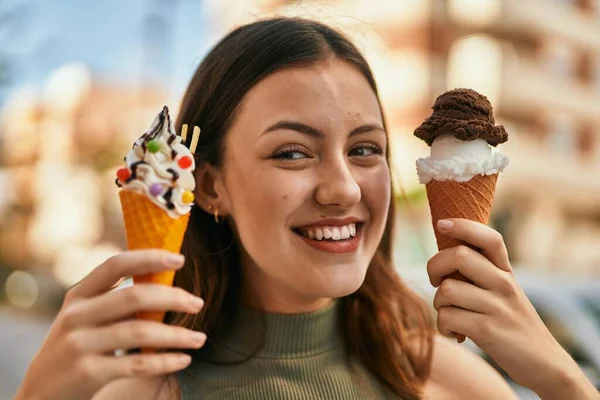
166, 168, 179, 182
135, 106, 178, 154
167, 135, 179, 159
163, 188, 175, 210
118, 106, 187, 212
127, 161, 147, 183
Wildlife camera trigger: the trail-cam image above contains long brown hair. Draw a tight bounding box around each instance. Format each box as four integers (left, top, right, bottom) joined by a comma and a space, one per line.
166, 17, 435, 399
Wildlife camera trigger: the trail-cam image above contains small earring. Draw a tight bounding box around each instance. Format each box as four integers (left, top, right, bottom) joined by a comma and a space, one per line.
213, 208, 225, 224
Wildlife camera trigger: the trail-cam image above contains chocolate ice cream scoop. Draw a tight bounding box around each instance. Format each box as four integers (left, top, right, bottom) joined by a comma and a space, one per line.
414, 88, 508, 147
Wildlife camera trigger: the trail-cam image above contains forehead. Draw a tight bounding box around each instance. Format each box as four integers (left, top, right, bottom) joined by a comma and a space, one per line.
234, 59, 383, 129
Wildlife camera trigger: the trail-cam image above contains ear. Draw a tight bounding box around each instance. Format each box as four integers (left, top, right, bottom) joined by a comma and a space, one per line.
194, 163, 230, 215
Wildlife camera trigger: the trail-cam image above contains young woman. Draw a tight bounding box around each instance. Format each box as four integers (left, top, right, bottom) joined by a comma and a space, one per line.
16, 18, 598, 400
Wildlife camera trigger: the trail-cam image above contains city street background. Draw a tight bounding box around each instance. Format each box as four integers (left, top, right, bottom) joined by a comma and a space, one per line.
1, 0, 600, 399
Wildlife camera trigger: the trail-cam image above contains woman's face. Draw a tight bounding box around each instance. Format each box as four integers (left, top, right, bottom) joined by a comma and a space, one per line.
211, 59, 390, 312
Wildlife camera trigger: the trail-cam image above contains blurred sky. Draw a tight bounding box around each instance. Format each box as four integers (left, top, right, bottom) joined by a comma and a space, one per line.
1, 0, 212, 101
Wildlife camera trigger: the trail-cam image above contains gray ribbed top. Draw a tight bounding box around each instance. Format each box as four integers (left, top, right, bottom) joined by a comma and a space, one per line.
176, 300, 397, 399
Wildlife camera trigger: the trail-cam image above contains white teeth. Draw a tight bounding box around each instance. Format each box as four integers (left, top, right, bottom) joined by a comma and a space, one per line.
341, 226, 350, 239
315, 228, 324, 240
331, 228, 341, 240
298, 223, 358, 241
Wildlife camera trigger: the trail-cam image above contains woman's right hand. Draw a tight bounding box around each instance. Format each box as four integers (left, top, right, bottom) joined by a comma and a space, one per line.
15, 250, 206, 400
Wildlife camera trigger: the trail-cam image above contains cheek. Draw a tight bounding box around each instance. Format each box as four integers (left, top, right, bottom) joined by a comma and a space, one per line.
359, 165, 391, 220
225, 162, 312, 233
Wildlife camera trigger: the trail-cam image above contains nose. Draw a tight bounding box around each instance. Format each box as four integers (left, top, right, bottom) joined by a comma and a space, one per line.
314, 156, 361, 210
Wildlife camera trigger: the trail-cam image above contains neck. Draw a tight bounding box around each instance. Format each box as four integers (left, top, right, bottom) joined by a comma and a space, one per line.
243, 288, 334, 314
205, 298, 344, 360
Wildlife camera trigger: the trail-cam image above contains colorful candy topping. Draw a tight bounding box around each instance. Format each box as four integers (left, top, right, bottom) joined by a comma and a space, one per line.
117, 168, 131, 183
150, 183, 164, 196
182, 191, 195, 204
178, 155, 193, 169
147, 140, 161, 153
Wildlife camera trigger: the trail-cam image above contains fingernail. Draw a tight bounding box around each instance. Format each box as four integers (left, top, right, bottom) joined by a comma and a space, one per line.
190, 331, 206, 344
175, 354, 192, 366
437, 219, 454, 232
189, 295, 204, 309
165, 254, 185, 268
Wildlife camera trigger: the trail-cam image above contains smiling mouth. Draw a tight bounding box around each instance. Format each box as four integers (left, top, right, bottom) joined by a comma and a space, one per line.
292, 223, 362, 242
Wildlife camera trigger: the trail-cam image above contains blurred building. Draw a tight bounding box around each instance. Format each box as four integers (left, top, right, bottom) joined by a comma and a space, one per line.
203, 0, 600, 274
0, 63, 168, 311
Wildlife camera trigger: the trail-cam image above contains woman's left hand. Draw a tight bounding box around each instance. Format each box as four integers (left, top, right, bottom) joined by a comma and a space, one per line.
426, 218, 579, 394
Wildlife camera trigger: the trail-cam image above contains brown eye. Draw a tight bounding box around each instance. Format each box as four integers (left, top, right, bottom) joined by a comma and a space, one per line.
349, 144, 383, 157
272, 146, 309, 160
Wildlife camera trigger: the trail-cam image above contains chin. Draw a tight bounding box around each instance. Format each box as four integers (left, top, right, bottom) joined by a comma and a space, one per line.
308, 264, 368, 298
322, 283, 362, 298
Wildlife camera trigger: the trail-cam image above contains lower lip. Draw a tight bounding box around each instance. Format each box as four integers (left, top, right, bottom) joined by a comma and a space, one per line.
294, 227, 362, 254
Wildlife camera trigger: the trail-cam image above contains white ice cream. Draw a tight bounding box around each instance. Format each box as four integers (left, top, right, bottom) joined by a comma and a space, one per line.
416, 134, 509, 184
118, 108, 196, 218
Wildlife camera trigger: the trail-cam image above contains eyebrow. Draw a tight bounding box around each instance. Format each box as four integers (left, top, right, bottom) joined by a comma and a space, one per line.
260, 120, 386, 139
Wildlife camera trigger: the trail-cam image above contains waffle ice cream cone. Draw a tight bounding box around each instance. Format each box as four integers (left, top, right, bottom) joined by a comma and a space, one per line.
119, 190, 190, 322
414, 89, 509, 340
426, 173, 498, 251
115, 106, 199, 352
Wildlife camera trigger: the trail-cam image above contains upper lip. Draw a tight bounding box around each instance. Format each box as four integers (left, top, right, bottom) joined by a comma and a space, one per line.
294, 217, 363, 228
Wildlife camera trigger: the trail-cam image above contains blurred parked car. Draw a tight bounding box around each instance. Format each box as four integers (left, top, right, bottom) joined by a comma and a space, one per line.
400, 266, 600, 399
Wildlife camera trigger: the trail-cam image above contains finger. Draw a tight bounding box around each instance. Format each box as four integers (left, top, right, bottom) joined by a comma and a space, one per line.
427, 245, 505, 290
69, 250, 185, 299
83, 320, 207, 352
100, 352, 193, 381
437, 306, 489, 344
433, 279, 498, 314
437, 219, 511, 272
64, 284, 204, 327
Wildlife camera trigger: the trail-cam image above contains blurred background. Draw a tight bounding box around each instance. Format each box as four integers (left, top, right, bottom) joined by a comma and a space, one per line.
1, 0, 599, 398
